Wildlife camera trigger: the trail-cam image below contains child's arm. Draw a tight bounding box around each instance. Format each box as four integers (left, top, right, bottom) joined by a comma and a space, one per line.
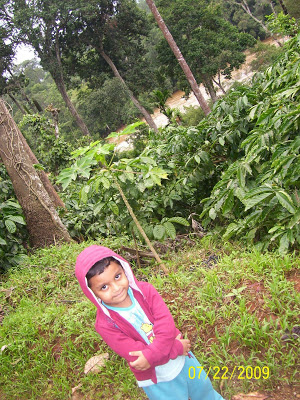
135, 282, 187, 367
129, 334, 191, 370
97, 320, 148, 364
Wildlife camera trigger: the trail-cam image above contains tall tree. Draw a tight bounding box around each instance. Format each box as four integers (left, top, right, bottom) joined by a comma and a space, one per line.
0, 98, 71, 246
144, 0, 211, 115
228, 0, 274, 34
155, 0, 255, 102
63, 0, 158, 132
1, 0, 91, 136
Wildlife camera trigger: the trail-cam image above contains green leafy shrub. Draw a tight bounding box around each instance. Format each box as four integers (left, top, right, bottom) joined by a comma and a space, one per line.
201, 34, 300, 251
19, 114, 72, 175
0, 166, 29, 272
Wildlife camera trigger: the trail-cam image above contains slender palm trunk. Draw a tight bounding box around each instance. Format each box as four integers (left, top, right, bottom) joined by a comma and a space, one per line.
145, 0, 211, 115
99, 48, 158, 132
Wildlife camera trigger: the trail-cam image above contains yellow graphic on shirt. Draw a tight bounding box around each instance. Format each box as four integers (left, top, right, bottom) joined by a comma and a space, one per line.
141, 323, 155, 343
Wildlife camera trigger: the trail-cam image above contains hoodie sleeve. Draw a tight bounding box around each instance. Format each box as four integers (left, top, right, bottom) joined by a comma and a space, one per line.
139, 282, 184, 367
96, 318, 151, 371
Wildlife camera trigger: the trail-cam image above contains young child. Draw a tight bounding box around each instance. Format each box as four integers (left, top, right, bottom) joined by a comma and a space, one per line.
75, 245, 225, 400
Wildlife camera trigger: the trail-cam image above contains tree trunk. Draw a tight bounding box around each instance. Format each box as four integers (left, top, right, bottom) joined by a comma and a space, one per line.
8, 93, 27, 115
277, 0, 288, 15
0, 98, 71, 247
235, 0, 282, 46
53, 75, 91, 137
201, 74, 217, 103
212, 72, 226, 95
239, 0, 270, 33
268, 0, 277, 16
52, 39, 91, 137
145, 0, 211, 116
99, 48, 159, 133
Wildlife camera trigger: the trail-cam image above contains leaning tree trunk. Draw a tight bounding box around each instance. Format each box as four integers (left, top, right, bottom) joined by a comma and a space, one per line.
277, 0, 288, 15
8, 93, 27, 115
53, 75, 91, 137
99, 48, 158, 133
145, 0, 211, 116
236, 0, 282, 46
0, 98, 72, 247
52, 40, 91, 137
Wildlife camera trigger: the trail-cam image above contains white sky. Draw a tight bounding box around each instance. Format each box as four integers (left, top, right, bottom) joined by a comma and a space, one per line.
14, 44, 37, 64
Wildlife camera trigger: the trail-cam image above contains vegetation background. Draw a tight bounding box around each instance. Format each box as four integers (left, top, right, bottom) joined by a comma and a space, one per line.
0, 0, 299, 399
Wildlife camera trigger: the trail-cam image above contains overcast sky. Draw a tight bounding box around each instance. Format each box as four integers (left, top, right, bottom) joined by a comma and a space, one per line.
14, 44, 37, 64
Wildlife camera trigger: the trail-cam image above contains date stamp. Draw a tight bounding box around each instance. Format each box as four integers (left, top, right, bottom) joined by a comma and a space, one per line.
188, 366, 270, 380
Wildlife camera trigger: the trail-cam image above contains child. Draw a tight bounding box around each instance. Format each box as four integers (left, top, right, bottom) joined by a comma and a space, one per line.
75, 245, 225, 400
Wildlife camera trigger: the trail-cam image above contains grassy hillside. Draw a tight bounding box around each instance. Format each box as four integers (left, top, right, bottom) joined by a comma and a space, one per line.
0, 237, 299, 399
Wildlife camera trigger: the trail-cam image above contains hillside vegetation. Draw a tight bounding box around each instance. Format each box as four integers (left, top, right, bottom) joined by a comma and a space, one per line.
0, 238, 299, 399
55, 34, 300, 253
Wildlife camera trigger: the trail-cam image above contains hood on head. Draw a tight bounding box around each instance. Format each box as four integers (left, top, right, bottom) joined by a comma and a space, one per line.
75, 245, 142, 315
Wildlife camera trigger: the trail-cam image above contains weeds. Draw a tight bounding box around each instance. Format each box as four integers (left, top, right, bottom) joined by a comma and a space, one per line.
0, 237, 299, 399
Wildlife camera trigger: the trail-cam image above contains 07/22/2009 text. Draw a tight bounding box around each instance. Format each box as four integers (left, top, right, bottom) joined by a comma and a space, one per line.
188, 366, 270, 380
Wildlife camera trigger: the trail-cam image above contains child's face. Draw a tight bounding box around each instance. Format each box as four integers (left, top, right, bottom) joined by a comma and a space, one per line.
88, 261, 131, 308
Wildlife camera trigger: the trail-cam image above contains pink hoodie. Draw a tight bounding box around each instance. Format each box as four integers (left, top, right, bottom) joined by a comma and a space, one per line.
75, 245, 184, 383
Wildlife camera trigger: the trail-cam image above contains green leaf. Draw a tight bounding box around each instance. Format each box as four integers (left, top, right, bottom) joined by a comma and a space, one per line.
8, 215, 26, 225
3, 200, 21, 209
222, 189, 234, 215
223, 222, 241, 239
153, 225, 166, 240
0, 237, 7, 245
140, 156, 157, 165
5, 219, 16, 233
120, 121, 145, 135
275, 191, 296, 214
237, 165, 245, 188
209, 208, 217, 220
75, 156, 97, 178
279, 233, 289, 253
93, 202, 105, 216
56, 168, 77, 190
219, 137, 225, 146
108, 202, 119, 215
288, 209, 300, 229
33, 163, 45, 171
163, 221, 176, 239
101, 177, 111, 189
168, 217, 190, 226
125, 166, 135, 182
244, 193, 273, 211
71, 141, 101, 158
194, 154, 200, 164
79, 185, 90, 204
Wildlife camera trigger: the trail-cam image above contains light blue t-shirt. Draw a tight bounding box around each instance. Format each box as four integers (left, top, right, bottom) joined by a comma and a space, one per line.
103, 287, 185, 387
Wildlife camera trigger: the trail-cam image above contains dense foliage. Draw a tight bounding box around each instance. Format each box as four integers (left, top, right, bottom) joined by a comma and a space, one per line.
57, 33, 299, 252
0, 165, 28, 272
200, 33, 300, 252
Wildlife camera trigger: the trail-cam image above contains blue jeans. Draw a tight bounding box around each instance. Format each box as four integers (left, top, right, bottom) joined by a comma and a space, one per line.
143, 353, 225, 400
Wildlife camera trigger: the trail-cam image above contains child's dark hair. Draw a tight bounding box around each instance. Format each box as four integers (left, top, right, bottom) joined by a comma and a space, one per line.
86, 256, 122, 287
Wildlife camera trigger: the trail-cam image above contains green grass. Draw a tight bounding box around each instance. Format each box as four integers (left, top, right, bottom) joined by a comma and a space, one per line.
0, 236, 299, 400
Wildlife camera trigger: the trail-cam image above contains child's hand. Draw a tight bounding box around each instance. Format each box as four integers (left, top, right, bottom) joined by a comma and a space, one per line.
176, 333, 191, 355
129, 351, 151, 371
